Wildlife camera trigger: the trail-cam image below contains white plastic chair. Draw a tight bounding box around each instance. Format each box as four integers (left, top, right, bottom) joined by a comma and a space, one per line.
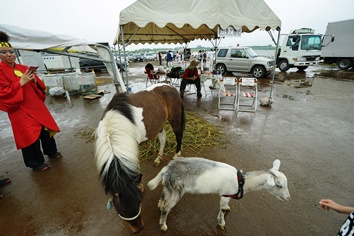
218, 77, 238, 110
236, 77, 258, 113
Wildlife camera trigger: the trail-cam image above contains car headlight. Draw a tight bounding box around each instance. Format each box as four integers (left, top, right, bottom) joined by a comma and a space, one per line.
267, 61, 275, 66
296, 57, 306, 62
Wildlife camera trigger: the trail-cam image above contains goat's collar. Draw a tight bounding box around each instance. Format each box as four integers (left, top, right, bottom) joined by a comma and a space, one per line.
222, 170, 245, 200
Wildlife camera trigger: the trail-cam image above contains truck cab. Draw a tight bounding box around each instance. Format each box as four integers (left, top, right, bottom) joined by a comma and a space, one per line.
277, 28, 323, 72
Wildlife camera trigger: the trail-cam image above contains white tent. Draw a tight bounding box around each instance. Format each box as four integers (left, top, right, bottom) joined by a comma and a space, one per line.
0, 24, 94, 51
114, 0, 281, 102
0, 24, 126, 95
114, 0, 281, 46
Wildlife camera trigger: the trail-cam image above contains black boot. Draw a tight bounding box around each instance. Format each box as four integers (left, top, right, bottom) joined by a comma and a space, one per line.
180, 91, 184, 99
197, 91, 202, 98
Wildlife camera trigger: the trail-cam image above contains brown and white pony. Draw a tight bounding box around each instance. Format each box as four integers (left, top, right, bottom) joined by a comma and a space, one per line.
94, 84, 185, 234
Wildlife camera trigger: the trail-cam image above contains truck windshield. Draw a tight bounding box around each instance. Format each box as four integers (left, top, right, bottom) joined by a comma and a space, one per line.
244, 48, 258, 58
301, 35, 322, 50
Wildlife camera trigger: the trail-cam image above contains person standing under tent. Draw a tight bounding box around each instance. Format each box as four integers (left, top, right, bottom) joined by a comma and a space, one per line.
0, 31, 62, 171
208, 49, 215, 71
166, 51, 172, 67
203, 50, 207, 64
158, 51, 162, 66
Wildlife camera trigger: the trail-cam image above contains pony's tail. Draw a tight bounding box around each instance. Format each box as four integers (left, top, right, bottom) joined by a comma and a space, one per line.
147, 166, 168, 190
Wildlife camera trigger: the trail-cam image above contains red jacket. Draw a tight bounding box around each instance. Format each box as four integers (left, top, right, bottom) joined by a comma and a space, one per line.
0, 62, 60, 149
182, 67, 199, 79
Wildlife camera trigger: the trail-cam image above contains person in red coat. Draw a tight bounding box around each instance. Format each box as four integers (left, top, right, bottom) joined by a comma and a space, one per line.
0, 31, 61, 171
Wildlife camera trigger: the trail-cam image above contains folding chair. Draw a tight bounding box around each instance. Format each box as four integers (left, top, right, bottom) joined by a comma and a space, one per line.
166, 66, 182, 87
145, 63, 160, 87
236, 77, 258, 113
218, 77, 238, 110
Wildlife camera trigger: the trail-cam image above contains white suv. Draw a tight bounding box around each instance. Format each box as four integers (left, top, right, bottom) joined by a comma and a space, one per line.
215, 47, 275, 78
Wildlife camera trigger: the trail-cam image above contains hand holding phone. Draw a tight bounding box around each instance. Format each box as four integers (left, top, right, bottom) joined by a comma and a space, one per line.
28, 66, 39, 73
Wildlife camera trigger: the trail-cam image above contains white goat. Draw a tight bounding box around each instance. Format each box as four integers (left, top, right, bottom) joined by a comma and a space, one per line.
147, 157, 290, 232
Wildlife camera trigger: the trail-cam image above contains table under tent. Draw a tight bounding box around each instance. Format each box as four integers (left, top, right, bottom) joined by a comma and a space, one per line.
0, 24, 127, 106
114, 0, 281, 105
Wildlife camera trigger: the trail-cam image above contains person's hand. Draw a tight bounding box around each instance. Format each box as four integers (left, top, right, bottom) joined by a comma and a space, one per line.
320, 199, 354, 214
20, 70, 35, 86
320, 199, 341, 211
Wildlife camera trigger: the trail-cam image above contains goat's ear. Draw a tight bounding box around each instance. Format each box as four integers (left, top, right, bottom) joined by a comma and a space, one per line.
267, 175, 275, 186
272, 159, 281, 171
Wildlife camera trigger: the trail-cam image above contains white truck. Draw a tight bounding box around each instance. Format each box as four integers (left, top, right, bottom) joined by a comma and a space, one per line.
320, 19, 354, 70
276, 28, 333, 72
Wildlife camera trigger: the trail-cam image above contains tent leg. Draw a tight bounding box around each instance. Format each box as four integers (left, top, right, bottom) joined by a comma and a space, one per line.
65, 90, 72, 107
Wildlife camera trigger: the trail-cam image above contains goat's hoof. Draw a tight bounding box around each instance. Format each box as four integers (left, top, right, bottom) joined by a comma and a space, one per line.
158, 200, 163, 209
218, 224, 226, 230
161, 224, 168, 232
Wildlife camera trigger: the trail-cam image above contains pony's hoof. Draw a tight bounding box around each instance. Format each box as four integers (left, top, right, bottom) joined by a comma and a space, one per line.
153, 161, 161, 167
172, 155, 183, 160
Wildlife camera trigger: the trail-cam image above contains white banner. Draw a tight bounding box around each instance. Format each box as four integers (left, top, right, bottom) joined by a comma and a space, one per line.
218, 26, 242, 37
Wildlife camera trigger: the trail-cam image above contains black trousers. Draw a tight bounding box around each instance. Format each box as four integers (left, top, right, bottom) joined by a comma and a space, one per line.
180, 78, 201, 92
21, 127, 58, 168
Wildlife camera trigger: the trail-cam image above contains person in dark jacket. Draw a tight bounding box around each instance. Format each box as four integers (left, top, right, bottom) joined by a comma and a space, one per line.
166, 51, 172, 66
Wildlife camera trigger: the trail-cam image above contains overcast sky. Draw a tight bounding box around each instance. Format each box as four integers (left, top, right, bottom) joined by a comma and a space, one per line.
1, 0, 353, 50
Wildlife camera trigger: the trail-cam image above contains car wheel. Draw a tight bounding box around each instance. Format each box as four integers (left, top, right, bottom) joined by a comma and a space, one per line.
337, 58, 352, 69
215, 64, 227, 75
83, 66, 90, 73
251, 65, 266, 78
296, 66, 308, 71
117, 64, 126, 72
278, 59, 290, 72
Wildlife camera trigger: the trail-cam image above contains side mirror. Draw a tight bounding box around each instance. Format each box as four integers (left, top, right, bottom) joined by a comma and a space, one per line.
331, 35, 335, 42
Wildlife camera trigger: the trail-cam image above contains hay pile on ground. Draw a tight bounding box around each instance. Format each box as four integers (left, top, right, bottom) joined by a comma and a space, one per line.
139, 111, 229, 161
74, 111, 229, 161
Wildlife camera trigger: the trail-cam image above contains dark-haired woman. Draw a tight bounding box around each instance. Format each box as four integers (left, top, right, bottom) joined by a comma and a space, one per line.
0, 31, 61, 171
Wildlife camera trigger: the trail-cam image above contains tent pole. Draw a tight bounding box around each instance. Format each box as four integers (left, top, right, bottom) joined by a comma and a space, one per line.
120, 25, 129, 93
268, 29, 281, 104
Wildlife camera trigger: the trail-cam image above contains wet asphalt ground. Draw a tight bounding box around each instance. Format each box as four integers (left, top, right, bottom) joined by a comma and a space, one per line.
0, 61, 354, 236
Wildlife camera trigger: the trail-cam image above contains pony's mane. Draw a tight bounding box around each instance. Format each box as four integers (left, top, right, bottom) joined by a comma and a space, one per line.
95, 110, 140, 180
103, 93, 135, 124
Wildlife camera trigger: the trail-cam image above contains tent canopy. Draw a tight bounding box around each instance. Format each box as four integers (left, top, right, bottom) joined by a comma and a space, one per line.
0, 24, 126, 93
0, 24, 95, 52
114, 0, 281, 45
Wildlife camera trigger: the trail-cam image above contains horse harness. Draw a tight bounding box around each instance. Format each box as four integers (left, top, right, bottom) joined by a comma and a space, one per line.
222, 170, 245, 200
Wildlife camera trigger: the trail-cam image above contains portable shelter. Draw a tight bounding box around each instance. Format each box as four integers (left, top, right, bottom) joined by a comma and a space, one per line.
0, 24, 126, 97
114, 0, 281, 45
114, 0, 281, 102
